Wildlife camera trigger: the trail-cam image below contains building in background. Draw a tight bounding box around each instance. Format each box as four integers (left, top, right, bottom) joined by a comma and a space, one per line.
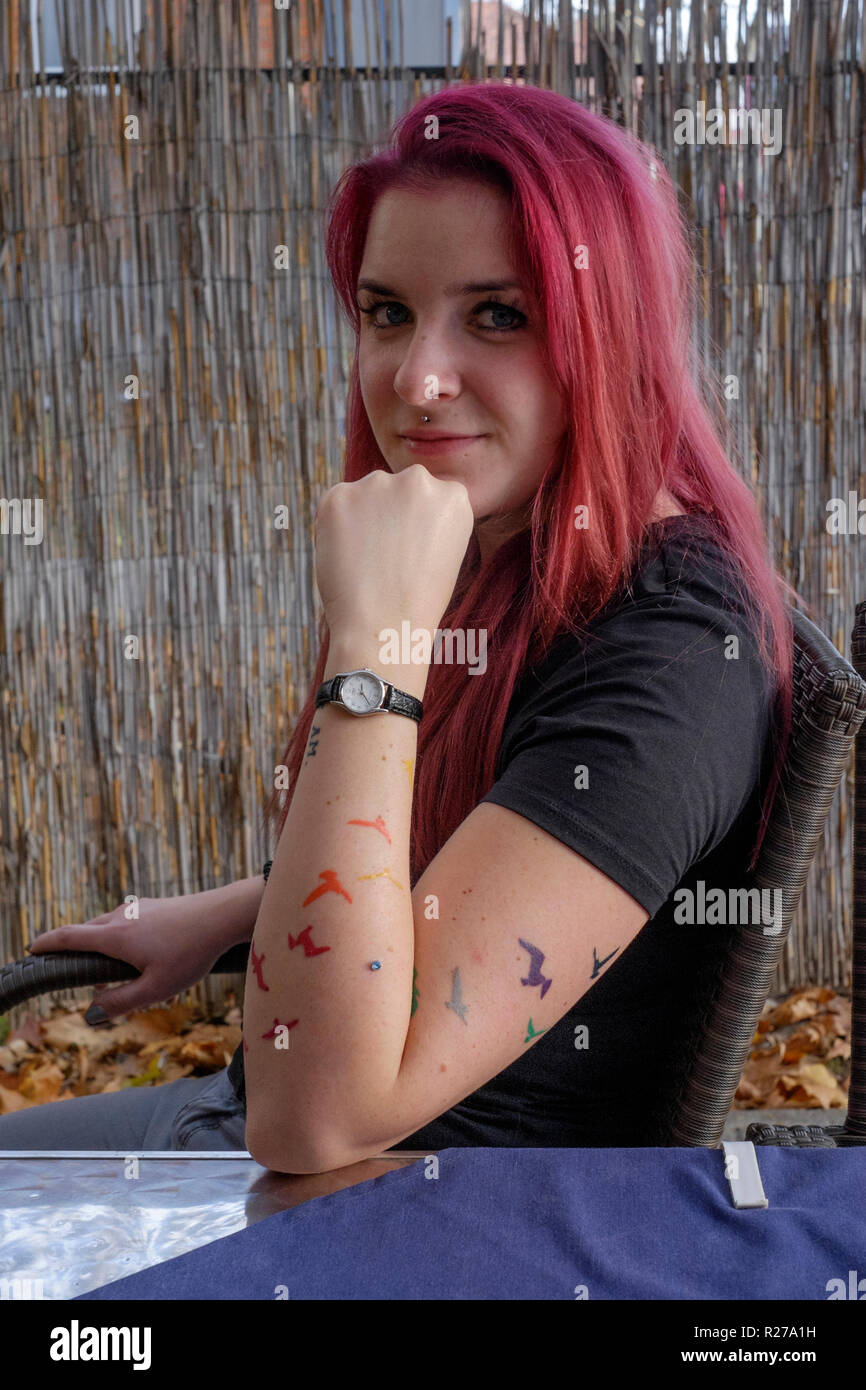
16, 0, 588, 74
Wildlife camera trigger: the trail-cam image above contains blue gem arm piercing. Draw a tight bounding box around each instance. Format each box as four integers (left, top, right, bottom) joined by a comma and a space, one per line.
370, 960, 382, 970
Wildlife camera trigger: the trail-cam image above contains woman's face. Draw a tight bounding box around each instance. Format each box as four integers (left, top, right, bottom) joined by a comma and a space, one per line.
356, 181, 567, 562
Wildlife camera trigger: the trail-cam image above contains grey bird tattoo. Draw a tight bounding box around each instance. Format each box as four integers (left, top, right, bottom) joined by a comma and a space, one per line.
445, 966, 469, 1024
518, 938, 553, 998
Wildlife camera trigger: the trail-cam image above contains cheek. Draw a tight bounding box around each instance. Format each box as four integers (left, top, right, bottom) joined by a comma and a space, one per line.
358, 351, 392, 412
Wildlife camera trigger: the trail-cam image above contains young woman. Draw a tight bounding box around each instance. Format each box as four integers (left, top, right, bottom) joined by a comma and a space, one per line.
0, 83, 795, 1165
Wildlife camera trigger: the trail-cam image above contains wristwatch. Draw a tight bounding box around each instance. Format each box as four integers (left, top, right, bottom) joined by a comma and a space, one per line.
314, 667, 423, 723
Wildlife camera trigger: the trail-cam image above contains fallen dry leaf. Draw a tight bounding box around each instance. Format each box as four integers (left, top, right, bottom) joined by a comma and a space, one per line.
178, 1038, 236, 1069
765, 1062, 847, 1109
782, 1023, 825, 1063
0, 1086, 32, 1115
736, 986, 851, 1108
18, 1060, 66, 1104
125, 1002, 196, 1036
766, 994, 821, 1027
6, 1014, 43, 1048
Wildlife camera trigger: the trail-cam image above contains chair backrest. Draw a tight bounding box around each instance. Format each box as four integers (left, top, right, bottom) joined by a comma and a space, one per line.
665, 602, 866, 1146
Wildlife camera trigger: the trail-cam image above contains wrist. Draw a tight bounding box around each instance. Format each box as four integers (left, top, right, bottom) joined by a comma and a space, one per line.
200, 876, 264, 947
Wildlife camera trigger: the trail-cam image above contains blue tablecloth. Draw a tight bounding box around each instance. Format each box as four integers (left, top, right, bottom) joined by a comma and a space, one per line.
78, 1146, 866, 1300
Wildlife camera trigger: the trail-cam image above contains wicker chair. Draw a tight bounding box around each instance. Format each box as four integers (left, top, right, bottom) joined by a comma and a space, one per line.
3, 604, 866, 1149
667, 601, 866, 1147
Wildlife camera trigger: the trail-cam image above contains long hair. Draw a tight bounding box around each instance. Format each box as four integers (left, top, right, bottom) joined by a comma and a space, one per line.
260, 82, 799, 884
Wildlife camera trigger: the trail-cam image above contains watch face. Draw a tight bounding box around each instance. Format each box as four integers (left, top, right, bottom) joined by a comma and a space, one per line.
341, 671, 384, 714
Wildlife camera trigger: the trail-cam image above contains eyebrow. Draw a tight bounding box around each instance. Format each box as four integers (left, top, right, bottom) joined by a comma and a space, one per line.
356, 278, 522, 298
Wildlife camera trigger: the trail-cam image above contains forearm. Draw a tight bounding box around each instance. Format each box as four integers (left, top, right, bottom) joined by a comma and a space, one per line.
244, 637, 427, 1167
199, 874, 266, 950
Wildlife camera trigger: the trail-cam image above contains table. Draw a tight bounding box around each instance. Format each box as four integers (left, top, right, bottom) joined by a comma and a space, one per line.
2, 1145, 865, 1301
0, 1149, 426, 1300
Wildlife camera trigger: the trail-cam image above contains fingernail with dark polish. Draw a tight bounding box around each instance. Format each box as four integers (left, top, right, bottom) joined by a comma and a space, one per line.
85, 1004, 109, 1026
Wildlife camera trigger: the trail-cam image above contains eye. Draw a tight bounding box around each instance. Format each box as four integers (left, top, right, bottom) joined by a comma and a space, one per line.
357, 297, 527, 333
475, 299, 527, 331
358, 300, 410, 329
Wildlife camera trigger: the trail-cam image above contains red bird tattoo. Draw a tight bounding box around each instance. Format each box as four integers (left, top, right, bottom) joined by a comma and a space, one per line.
302, 869, 353, 906
346, 815, 392, 845
250, 942, 269, 991
288, 924, 331, 957
261, 1017, 299, 1040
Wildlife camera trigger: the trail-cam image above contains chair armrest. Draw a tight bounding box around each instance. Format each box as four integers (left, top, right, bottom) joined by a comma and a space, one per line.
0, 943, 250, 1014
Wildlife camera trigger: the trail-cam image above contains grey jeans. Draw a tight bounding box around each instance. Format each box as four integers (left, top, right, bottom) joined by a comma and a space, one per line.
0, 1066, 247, 1151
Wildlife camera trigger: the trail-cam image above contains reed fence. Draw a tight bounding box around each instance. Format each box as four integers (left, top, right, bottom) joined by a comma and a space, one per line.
0, 0, 863, 1014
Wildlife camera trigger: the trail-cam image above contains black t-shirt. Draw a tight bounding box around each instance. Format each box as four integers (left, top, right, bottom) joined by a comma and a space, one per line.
228, 513, 776, 1148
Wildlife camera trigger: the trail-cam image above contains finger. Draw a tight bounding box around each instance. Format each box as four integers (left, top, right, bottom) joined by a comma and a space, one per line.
26, 926, 90, 953
82, 908, 123, 925
86, 982, 148, 1023
26, 924, 124, 956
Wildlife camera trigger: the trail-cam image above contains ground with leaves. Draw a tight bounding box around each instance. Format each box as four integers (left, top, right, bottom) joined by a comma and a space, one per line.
0, 997, 242, 1114
0, 985, 851, 1116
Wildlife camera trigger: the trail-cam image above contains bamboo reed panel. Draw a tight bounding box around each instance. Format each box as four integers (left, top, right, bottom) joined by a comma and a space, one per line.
0, 0, 863, 1020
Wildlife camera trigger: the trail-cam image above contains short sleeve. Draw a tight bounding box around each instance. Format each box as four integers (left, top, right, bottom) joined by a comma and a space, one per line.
479, 585, 775, 920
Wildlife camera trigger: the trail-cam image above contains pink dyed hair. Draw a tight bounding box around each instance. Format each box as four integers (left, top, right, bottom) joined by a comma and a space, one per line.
261, 82, 798, 882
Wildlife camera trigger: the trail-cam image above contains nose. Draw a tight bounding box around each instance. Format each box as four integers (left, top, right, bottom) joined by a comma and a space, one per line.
392, 319, 461, 411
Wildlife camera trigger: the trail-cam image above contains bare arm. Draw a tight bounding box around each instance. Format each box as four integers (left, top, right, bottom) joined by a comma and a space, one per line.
27, 871, 269, 1019
201, 873, 267, 951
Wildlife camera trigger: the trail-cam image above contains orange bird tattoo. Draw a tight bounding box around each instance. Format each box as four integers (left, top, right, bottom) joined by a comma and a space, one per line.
346, 815, 392, 845
302, 869, 353, 906
288, 924, 331, 957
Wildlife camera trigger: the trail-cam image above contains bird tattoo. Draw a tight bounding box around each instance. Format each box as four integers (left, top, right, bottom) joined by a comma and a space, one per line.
287, 924, 331, 957
357, 868, 404, 890
250, 942, 269, 991
302, 869, 353, 906
346, 815, 392, 845
518, 938, 553, 998
591, 944, 619, 979
445, 966, 469, 1024
261, 1017, 299, 1040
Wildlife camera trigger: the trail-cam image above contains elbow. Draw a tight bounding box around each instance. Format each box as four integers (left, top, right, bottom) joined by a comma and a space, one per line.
244, 1112, 319, 1174
246, 1128, 322, 1175
245, 1113, 359, 1176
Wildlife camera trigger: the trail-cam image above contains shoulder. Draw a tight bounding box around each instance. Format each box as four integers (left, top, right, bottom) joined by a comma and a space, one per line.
481, 514, 777, 917
518, 513, 771, 703
488, 512, 776, 848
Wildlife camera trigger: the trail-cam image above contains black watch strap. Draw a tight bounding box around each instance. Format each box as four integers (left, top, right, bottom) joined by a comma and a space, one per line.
315, 674, 341, 706
383, 685, 423, 720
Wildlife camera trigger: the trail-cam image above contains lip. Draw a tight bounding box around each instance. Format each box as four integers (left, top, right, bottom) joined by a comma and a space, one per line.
401, 430, 484, 440
400, 432, 487, 455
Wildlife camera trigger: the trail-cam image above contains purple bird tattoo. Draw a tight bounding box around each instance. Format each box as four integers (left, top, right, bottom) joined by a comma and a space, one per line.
518, 938, 552, 999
